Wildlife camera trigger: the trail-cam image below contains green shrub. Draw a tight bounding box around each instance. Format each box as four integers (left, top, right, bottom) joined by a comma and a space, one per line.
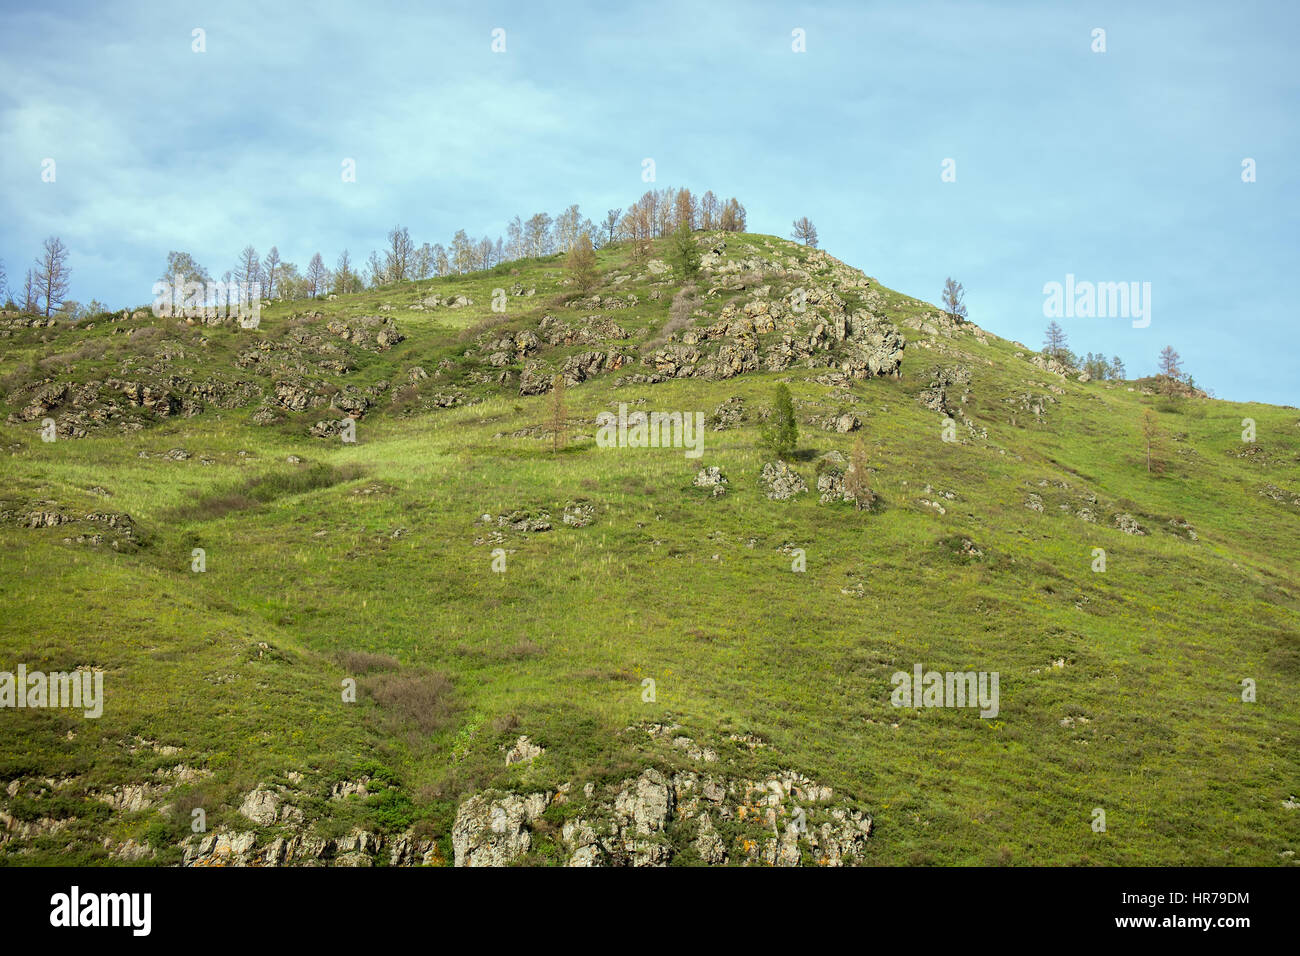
759, 383, 798, 459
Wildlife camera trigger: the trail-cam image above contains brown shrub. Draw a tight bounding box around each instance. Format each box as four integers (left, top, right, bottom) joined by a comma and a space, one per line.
337, 650, 399, 674
363, 670, 456, 734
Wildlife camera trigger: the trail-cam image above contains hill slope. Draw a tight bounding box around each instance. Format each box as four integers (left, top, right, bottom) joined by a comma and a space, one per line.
1, 231, 1297, 866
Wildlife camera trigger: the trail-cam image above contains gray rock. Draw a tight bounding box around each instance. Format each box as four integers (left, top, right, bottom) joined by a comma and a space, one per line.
238, 788, 281, 827
504, 735, 544, 767
452, 791, 551, 867
1114, 513, 1145, 535
693, 466, 728, 496
760, 461, 808, 500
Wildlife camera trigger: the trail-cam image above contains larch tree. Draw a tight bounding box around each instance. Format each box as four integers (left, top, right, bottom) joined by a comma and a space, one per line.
760, 383, 799, 460
844, 436, 876, 511
333, 250, 360, 295
306, 253, 329, 298
699, 191, 719, 230
234, 246, 262, 291
674, 188, 696, 231
1043, 320, 1068, 360
23, 269, 38, 313
720, 197, 747, 232
791, 217, 819, 247
942, 277, 968, 323
1157, 346, 1184, 394
669, 221, 701, 280
35, 236, 71, 318
565, 232, 598, 291
1140, 408, 1165, 474
549, 374, 567, 452
263, 246, 282, 298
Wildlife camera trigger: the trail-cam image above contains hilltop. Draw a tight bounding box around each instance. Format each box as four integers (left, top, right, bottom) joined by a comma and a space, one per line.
0, 231, 1296, 866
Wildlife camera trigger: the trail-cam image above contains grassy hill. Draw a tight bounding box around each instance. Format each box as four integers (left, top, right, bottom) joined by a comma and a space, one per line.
1, 231, 1296, 866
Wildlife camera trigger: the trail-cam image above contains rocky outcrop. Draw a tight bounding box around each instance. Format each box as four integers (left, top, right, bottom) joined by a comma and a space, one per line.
451, 761, 872, 867
453, 791, 550, 866
760, 461, 808, 500
919, 365, 971, 416
710, 396, 746, 430
326, 315, 404, 350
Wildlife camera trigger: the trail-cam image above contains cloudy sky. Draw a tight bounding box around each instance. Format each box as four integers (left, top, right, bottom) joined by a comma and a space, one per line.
1, 0, 1296, 403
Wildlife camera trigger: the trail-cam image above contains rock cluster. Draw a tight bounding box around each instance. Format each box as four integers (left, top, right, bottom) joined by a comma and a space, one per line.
918, 365, 971, 416
1114, 513, 1146, 535
710, 395, 746, 430
452, 760, 872, 867
760, 461, 808, 500
693, 466, 728, 496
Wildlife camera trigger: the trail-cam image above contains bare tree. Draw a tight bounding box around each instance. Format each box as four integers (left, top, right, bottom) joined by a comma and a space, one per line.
412, 242, 434, 280
791, 217, 818, 247
35, 236, 71, 317
699, 191, 719, 230
602, 208, 622, 245
550, 374, 567, 452
554, 205, 584, 252
524, 213, 552, 257
450, 230, 474, 274
942, 277, 968, 323
263, 246, 282, 298
234, 246, 262, 291
720, 197, 747, 232
505, 216, 524, 260
843, 436, 876, 511
1140, 408, 1164, 474
23, 269, 38, 313
385, 226, 414, 283
333, 250, 360, 295
366, 250, 385, 287
306, 253, 329, 298
1157, 346, 1184, 394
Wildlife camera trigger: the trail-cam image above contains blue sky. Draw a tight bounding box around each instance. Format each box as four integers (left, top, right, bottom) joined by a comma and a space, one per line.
2, 0, 1296, 403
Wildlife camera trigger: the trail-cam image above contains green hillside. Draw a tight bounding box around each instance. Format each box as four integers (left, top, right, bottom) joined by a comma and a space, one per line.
1, 231, 1296, 866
